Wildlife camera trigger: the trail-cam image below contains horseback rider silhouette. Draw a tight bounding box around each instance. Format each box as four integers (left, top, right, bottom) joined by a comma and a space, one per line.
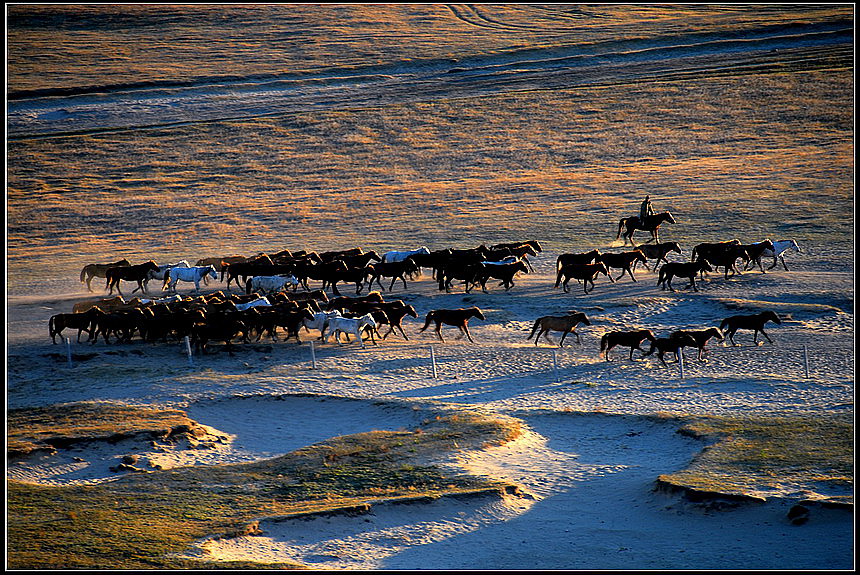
639, 195, 654, 221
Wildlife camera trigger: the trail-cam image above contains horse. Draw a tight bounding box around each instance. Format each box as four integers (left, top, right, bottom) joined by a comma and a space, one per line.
527, 311, 591, 347
163, 265, 218, 293
370, 302, 419, 340
138, 260, 191, 293
555, 262, 611, 294
323, 313, 378, 348
736, 240, 775, 273
105, 261, 160, 296
491, 240, 542, 253
617, 211, 676, 245
246, 274, 300, 295
484, 244, 537, 271
303, 310, 342, 339
473, 260, 529, 292
381, 246, 430, 264
49, 307, 103, 344
597, 250, 647, 282
320, 265, 376, 296
754, 239, 801, 271
418, 307, 485, 343
368, 259, 420, 292
696, 244, 751, 279
437, 261, 483, 293
326, 291, 385, 312
195, 255, 247, 271
72, 295, 128, 314
221, 254, 275, 290
644, 333, 699, 367
690, 239, 741, 263
80, 258, 131, 292
234, 296, 271, 312
599, 329, 657, 361
669, 327, 724, 361
633, 241, 682, 271
719, 311, 781, 346
656, 260, 712, 292
556, 250, 601, 271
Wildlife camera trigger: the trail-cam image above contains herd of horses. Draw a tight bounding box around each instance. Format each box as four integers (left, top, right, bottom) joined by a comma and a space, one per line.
62, 218, 801, 358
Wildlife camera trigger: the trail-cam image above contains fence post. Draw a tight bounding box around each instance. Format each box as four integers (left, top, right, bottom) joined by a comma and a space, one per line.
678, 348, 685, 379
430, 345, 438, 379
803, 345, 809, 379
552, 349, 559, 383
310, 341, 317, 370
66, 338, 73, 368
184, 336, 194, 366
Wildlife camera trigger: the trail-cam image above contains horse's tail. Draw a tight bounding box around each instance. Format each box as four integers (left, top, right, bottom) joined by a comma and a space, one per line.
599, 333, 609, 352
80, 266, 88, 283
162, 268, 171, 291
245, 278, 253, 295
719, 318, 730, 331
554, 267, 563, 288
527, 318, 541, 340
48, 315, 56, 341
418, 312, 436, 332
220, 264, 229, 283
656, 266, 666, 286
616, 218, 626, 240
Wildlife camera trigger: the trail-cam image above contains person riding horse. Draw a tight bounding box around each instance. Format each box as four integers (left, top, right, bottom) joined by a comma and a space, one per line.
640, 195, 655, 221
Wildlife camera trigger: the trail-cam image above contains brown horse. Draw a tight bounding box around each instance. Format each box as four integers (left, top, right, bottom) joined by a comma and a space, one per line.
418, 307, 485, 343
617, 212, 676, 245
656, 260, 712, 292
49, 307, 104, 344
80, 258, 131, 292
599, 329, 657, 361
367, 258, 420, 292
105, 261, 160, 296
669, 327, 724, 360
719, 311, 781, 346
644, 333, 699, 366
474, 260, 529, 292
527, 311, 591, 347
555, 262, 611, 294
634, 241, 682, 271
598, 250, 647, 282
556, 249, 601, 271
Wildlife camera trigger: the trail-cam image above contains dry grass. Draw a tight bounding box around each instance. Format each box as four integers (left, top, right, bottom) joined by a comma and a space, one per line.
6, 401, 522, 570
659, 413, 853, 503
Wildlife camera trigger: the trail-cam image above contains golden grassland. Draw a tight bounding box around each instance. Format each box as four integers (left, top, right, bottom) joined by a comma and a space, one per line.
7, 68, 853, 294
659, 413, 853, 503
6, 402, 523, 570
7, 5, 850, 94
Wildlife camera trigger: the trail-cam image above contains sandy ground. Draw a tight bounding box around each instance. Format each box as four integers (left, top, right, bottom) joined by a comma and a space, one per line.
5, 251, 854, 571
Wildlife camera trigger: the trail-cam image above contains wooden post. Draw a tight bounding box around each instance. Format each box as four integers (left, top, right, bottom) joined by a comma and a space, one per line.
184, 336, 194, 366
552, 349, 559, 383
678, 348, 685, 380
310, 341, 317, 369
430, 345, 438, 379
803, 345, 809, 379
66, 338, 73, 368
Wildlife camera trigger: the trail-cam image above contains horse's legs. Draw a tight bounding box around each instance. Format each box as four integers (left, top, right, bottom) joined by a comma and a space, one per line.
463, 324, 475, 343
558, 331, 568, 347
434, 322, 445, 343
690, 277, 698, 292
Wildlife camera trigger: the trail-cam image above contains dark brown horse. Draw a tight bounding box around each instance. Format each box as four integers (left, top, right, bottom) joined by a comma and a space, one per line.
49, 307, 103, 344
363, 302, 419, 340
644, 333, 699, 366
105, 261, 160, 296
367, 258, 420, 292
490, 240, 543, 253
556, 250, 601, 271
80, 258, 131, 292
600, 329, 657, 361
617, 211, 676, 245
669, 327, 724, 360
634, 241, 682, 271
719, 311, 781, 346
598, 250, 647, 282
527, 311, 591, 347
656, 260, 712, 292
418, 307, 485, 343
474, 260, 529, 292
555, 262, 611, 294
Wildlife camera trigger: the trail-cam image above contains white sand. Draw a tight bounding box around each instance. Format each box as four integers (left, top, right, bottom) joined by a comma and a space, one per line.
6, 258, 854, 570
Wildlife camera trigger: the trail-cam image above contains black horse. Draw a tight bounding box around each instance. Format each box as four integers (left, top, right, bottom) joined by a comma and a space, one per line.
105, 261, 160, 296
617, 211, 676, 245
719, 311, 781, 346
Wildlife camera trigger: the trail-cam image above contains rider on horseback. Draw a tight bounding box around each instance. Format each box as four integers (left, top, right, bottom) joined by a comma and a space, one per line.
639, 195, 654, 221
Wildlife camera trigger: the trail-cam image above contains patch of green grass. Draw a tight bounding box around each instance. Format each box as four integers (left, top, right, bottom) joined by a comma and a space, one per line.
660, 413, 853, 502
7, 403, 522, 569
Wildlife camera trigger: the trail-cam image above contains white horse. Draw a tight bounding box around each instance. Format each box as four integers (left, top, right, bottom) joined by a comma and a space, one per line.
246, 274, 300, 295
136, 260, 190, 293
162, 265, 217, 293
323, 313, 377, 348
755, 239, 802, 271
381, 246, 430, 263
234, 296, 271, 311
303, 310, 342, 338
